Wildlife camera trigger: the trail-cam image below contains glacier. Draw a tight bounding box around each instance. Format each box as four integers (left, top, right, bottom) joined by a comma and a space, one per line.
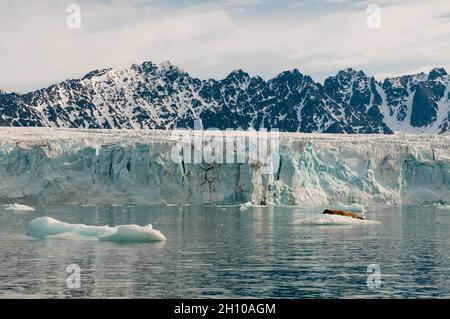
0, 128, 449, 206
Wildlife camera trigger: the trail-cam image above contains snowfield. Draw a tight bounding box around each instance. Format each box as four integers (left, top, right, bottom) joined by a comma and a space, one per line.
0, 128, 449, 206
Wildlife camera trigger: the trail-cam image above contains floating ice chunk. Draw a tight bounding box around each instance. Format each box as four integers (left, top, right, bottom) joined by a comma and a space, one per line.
239, 202, 253, 211
99, 224, 167, 242
329, 201, 365, 213
293, 215, 380, 226
27, 217, 113, 238
3, 203, 35, 212
27, 217, 166, 242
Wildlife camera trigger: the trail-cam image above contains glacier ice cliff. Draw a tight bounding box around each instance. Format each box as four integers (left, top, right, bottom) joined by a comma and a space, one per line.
0, 128, 449, 206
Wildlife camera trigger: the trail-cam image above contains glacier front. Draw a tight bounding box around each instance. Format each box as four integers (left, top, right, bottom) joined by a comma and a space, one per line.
0, 128, 449, 206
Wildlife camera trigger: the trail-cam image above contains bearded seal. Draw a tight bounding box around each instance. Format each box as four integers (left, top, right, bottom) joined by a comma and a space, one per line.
322, 209, 365, 220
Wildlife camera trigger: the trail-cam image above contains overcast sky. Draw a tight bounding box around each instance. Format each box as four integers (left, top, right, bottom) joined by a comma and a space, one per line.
1, 0, 450, 93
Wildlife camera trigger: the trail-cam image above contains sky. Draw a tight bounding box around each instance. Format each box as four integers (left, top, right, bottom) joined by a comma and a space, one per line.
1, 0, 450, 93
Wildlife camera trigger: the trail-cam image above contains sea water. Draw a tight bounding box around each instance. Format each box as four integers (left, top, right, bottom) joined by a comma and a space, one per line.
1, 204, 450, 298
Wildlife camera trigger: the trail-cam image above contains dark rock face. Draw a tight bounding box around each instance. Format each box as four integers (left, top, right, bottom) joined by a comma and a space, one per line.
323, 68, 392, 134
428, 67, 447, 81
411, 83, 438, 127
381, 68, 449, 134
0, 62, 449, 134
409, 68, 448, 129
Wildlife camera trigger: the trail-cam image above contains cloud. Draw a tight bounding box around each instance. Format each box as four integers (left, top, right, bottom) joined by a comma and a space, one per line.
224, 0, 267, 6
1, 0, 449, 92
374, 66, 436, 81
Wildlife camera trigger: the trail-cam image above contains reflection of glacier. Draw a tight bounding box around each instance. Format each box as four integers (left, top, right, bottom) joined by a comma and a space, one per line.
0, 128, 449, 206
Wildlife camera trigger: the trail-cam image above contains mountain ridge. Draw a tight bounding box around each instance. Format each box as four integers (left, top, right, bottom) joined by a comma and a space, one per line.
1, 61, 449, 134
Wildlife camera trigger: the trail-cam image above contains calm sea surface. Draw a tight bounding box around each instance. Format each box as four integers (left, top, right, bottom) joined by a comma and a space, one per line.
1, 204, 450, 298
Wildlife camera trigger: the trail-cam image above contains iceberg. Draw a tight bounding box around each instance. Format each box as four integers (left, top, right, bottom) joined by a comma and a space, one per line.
98, 224, 167, 242
3, 203, 35, 212
27, 217, 167, 242
0, 128, 449, 207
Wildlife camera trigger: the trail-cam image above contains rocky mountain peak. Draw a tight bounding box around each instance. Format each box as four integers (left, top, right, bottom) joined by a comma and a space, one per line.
225, 69, 251, 82
82, 68, 113, 80
131, 60, 158, 74
428, 67, 448, 81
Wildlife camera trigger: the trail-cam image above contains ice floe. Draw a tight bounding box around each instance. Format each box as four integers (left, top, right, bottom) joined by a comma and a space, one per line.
99, 224, 167, 242
292, 215, 380, 226
3, 203, 35, 212
27, 217, 166, 242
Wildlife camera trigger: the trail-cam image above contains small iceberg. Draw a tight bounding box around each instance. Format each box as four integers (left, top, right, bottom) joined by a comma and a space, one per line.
293, 215, 380, 226
239, 202, 253, 211
27, 217, 166, 242
3, 203, 35, 212
329, 201, 365, 213
99, 225, 166, 243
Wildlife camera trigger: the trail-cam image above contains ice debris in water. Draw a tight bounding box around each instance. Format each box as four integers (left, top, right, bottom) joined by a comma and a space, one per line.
3, 203, 35, 212
329, 201, 365, 213
293, 215, 380, 226
27, 217, 166, 242
239, 202, 253, 211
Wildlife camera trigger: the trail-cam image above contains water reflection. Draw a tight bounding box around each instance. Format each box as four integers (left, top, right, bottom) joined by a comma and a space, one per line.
0, 204, 450, 298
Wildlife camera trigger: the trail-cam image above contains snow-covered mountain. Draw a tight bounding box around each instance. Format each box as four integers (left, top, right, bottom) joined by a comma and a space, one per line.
1, 61, 449, 134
